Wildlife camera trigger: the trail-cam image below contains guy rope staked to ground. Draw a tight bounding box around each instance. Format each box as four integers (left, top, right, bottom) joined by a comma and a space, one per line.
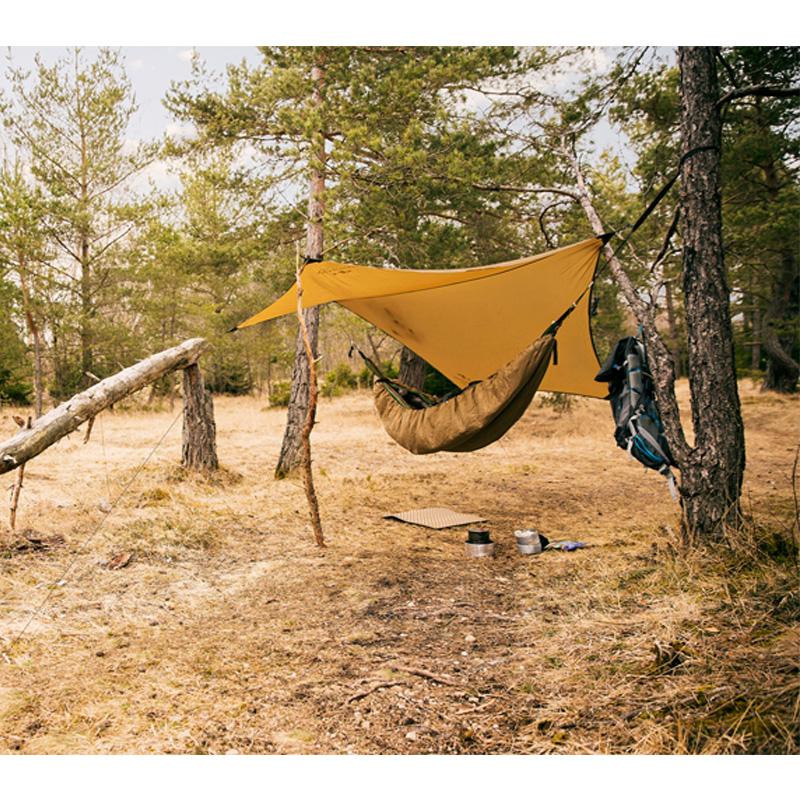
0, 378, 797, 754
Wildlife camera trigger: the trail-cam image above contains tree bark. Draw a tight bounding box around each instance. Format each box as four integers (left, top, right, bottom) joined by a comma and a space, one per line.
0, 338, 208, 476
295, 260, 325, 547
79, 105, 93, 389
751, 299, 762, 372
181, 363, 219, 472
398, 346, 428, 390
663, 279, 686, 378
80, 231, 93, 387
275, 56, 325, 479
677, 46, 746, 541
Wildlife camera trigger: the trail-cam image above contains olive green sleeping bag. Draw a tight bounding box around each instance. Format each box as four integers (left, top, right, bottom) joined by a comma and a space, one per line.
373, 333, 556, 455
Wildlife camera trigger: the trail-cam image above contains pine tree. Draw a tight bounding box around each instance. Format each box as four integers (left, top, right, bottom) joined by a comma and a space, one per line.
0, 159, 50, 415
3, 48, 156, 395
167, 46, 522, 476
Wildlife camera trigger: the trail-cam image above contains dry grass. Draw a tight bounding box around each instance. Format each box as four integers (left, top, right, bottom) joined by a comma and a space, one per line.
0, 380, 797, 754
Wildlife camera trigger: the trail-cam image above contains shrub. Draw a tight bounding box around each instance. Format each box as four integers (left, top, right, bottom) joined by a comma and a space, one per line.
269, 380, 291, 407
423, 366, 460, 398
0, 364, 31, 406
357, 361, 398, 387
206, 359, 252, 395
539, 391, 575, 414
322, 363, 359, 398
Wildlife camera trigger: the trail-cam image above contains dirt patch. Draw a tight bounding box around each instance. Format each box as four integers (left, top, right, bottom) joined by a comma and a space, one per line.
0, 382, 797, 753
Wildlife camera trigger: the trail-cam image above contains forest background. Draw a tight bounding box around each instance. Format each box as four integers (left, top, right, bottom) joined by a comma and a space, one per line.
2, 45, 797, 413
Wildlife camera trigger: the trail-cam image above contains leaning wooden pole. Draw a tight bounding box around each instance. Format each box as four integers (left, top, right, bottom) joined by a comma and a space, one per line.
0, 338, 209, 476
296, 255, 325, 548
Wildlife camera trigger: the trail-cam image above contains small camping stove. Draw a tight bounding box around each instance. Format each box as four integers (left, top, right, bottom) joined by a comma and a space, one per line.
465, 528, 495, 557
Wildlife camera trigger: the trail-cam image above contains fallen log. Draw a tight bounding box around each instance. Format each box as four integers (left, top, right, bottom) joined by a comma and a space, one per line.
0, 338, 209, 476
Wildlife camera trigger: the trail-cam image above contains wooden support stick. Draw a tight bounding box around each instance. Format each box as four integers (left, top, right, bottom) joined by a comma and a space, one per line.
83, 416, 96, 445
296, 256, 325, 548
9, 416, 31, 532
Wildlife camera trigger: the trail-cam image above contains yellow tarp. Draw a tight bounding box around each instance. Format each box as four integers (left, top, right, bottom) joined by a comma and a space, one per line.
236, 236, 606, 399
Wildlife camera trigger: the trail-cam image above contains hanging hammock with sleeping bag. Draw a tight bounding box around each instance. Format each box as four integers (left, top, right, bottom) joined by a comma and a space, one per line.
233, 235, 609, 454
370, 330, 556, 454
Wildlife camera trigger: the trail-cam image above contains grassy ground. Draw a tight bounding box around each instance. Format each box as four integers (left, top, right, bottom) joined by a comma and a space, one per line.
0, 380, 797, 754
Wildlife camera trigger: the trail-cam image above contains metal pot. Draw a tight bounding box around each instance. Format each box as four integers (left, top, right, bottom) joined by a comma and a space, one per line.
514, 529, 544, 555
465, 528, 495, 557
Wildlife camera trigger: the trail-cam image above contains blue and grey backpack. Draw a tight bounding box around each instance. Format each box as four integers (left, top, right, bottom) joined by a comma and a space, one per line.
595, 334, 678, 499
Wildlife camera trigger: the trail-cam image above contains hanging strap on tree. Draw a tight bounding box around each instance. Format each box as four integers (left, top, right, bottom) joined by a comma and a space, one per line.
348, 345, 440, 409
606, 144, 720, 264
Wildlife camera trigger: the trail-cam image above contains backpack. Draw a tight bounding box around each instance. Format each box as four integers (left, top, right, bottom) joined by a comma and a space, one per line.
595, 334, 678, 499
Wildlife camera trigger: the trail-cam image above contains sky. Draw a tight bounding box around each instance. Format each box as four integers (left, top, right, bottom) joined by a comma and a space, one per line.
1, 47, 259, 145
1, 45, 647, 197
1, 46, 263, 192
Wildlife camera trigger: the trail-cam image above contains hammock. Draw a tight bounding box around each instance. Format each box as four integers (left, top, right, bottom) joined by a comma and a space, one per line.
372, 332, 555, 454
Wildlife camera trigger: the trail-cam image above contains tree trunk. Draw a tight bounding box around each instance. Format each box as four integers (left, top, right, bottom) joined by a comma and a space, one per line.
762, 251, 800, 389
760, 158, 800, 392
663, 279, 685, 378
181, 363, 219, 472
398, 346, 428, 390
17, 254, 44, 418
79, 108, 93, 389
275, 56, 325, 479
295, 260, 325, 547
80, 232, 93, 386
568, 150, 690, 466
568, 50, 747, 543
0, 338, 208, 476
751, 300, 762, 371
677, 46, 746, 541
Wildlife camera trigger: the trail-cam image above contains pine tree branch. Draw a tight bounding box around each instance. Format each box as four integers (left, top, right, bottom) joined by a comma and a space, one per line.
717, 84, 800, 107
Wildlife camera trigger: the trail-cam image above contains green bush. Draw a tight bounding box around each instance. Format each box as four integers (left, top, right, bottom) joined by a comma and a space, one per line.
0, 307, 32, 405
269, 380, 291, 407
322, 363, 359, 398
539, 391, 575, 414
206, 358, 252, 395
423, 365, 460, 398
357, 361, 398, 387
0, 364, 31, 406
